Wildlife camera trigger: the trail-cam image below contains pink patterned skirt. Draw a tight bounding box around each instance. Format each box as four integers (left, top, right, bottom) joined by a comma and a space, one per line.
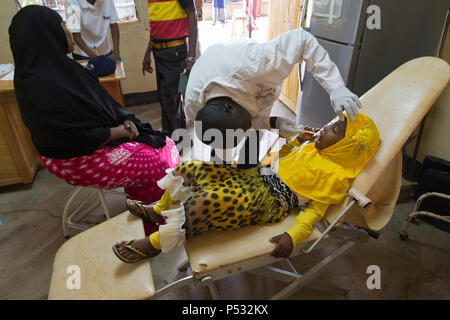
40, 137, 181, 205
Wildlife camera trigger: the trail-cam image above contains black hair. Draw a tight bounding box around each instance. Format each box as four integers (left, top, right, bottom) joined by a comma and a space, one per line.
195, 97, 252, 148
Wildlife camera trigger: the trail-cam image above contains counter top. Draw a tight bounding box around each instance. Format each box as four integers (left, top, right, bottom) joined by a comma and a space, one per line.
0, 62, 125, 94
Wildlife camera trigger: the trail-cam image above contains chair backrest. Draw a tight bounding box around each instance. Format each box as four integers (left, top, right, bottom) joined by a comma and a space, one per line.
325, 57, 450, 230
355, 57, 449, 193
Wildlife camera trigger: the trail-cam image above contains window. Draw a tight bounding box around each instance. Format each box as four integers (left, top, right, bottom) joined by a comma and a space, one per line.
16, 0, 139, 23
114, 0, 139, 23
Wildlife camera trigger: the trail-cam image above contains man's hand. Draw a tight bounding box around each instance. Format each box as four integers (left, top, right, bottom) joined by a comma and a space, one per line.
270, 233, 294, 258
329, 86, 361, 122
184, 5, 197, 76
185, 59, 195, 76
275, 117, 305, 138
123, 120, 139, 140
142, 52, 153, 75
110, 51, 121, 62
72, 33, 96, 58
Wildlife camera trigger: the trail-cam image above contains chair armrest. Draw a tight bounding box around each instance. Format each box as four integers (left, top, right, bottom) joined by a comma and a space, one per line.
348, 188, 372, 208
413, 192, 450, 212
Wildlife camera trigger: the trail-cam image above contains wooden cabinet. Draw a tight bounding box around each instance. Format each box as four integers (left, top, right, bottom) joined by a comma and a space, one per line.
0, 90, 40, 187
267, 0, 304, 113
98, 62, 126, 107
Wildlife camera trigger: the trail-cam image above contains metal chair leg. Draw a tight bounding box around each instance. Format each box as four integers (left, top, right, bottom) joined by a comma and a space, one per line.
97, 189, 111, 219
271, 241, 356, 300
152, 275, 195, 299
63, 187, 124, 238
207, 282, 220, 300
62, 186, 83, 238
400, 214, 414, 241
400, 192, 450, 241
201, 276, 220, 300
177, 259, 190, 272
248, 260, 349, 297
400, 210, 450, 241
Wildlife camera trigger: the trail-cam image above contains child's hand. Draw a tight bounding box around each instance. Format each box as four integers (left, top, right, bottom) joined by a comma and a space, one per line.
270, 233, 294, 258
297, 126, 319, 142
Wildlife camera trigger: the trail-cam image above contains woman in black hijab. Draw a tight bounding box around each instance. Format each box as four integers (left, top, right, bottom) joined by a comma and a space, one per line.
9, 5, 180, 210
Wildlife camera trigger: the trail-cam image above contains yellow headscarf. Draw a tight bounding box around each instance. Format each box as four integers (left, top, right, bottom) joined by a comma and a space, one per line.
276, 113, 380, 204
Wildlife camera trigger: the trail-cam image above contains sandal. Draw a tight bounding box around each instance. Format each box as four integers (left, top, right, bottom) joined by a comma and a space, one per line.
112, 240, 160, 263
126, 199, 158, 227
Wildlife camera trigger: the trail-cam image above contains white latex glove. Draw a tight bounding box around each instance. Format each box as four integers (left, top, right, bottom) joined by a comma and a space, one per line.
275, 117, 305, 138
329, 86, 362, 122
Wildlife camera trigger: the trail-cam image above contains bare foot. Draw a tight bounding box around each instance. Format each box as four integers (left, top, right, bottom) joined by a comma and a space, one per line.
126, 199, 163, 224
115, 237, 160, 261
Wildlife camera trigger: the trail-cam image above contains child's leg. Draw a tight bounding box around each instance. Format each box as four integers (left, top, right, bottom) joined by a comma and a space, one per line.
127, 161, 197, 221
115, 231, 161, 262
153, 190, 173, 215
149, 231, 161, 250
153, 160, 199, 215
126, 190, 173, 224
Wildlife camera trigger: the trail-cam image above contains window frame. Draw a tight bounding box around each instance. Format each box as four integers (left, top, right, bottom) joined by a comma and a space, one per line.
16, 0, 141, 25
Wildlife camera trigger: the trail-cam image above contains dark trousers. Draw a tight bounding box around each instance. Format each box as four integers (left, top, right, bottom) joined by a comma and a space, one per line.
236, 129, 264, 169
211, 129, 264, 169
153, 44, 187, 136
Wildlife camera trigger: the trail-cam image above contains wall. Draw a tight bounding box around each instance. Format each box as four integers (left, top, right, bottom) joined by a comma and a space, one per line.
113, 0, 157, 94
0, 0, 19, 64
405, 26, 450, 162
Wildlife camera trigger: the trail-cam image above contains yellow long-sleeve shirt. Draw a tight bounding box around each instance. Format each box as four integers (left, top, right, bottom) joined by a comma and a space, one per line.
271, 137, 330, 246
285, 200, 329, 246
279, 137, 302, 158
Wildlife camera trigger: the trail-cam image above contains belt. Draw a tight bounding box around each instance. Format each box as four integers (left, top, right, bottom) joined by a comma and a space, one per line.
152, 39, 186, 49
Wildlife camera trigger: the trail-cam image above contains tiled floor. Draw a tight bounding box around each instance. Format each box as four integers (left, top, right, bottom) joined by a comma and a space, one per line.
0, 101, 449, 300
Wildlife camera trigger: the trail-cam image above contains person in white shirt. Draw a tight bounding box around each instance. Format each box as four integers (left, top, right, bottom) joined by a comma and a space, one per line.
64, 0, 121, 61
185, 28, 361, 168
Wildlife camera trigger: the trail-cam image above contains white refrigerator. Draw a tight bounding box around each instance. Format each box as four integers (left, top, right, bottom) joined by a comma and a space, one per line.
297, 0, 449, 128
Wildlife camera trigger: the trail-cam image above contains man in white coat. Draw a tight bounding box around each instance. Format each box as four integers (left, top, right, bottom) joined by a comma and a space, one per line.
185, 28, 361, 168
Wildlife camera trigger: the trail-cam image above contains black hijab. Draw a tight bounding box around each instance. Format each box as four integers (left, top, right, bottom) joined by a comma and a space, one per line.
9, 5, 166, 159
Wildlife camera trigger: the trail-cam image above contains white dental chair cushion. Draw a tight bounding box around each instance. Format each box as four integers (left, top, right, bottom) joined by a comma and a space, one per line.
48, 213, 155, 300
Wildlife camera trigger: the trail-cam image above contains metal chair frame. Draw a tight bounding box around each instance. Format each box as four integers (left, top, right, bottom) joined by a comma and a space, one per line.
400, 192, 450, 241
62, 186, 125, 238
151, 203, 373, 300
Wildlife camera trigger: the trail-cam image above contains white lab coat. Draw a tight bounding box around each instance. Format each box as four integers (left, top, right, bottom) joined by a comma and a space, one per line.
185, 28, 346, 130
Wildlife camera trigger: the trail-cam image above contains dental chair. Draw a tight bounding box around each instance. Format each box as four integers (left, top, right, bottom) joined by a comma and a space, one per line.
48, 57, 450, 300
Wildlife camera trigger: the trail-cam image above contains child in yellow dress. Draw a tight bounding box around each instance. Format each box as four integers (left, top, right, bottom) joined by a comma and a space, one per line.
113, 112, 380, 263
